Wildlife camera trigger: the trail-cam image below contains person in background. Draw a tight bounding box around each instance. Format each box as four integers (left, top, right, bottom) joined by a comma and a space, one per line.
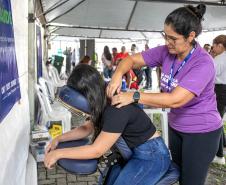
79, 55, 91, 65
144, 43, 149, 51
102, 46, 113, 79
130, 44, 144, 88
144, 44, 152, 89
203, 43, 211, 53
63, 47, 72, 76
71, 48, 76, 69
107, 4, 222, 185
112, 47, 118, 67
44, 64, 171, 185
212, 35, 226, 165
130, 44, 137, 55
115, 46, 128, 65
91, 52, 98, 67
126, 69, 139, 90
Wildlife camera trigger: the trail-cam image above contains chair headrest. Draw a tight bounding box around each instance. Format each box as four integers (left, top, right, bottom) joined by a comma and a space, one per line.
58, 85, 91, 116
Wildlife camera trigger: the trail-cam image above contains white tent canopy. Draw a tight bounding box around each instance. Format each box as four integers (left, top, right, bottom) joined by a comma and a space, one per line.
39, 0, 226, 40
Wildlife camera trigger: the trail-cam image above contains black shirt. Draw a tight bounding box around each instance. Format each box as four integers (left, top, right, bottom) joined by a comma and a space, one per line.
102, 104, 156, 148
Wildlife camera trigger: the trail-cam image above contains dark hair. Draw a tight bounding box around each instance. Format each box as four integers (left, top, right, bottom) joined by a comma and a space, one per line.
67, 64, 107, 139
80, 55, 90, 64
165, 4, 206, 38
104, 46, 112, 61
112, 47, 117, 52
204, 43, 210, 47
213, 35, 226, 48
46, 58, 52, 66
131, 44, 136, 51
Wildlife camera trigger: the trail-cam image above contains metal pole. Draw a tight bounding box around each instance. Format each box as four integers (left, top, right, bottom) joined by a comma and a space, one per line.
28, 0, 37, 128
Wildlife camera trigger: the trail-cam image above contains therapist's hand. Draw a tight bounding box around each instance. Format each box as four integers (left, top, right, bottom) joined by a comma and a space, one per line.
111, 92, 134, 108
44, 150, 59, 169
106, 75, 122, 98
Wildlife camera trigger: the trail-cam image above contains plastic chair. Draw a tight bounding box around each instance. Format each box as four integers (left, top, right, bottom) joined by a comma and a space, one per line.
38, 77, 55, 102
52, 66, 65, 84
144, 108, 169, 147
35, 84, 71, 133
39, 77, 63, 110
48, 65, 65, 88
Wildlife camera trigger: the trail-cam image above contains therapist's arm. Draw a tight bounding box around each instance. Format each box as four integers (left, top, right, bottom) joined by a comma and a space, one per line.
140, 86, 195, 108
111, 86, 195, 108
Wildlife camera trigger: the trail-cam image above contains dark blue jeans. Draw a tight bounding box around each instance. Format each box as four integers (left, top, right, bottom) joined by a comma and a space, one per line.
106, 137, 171, 185
104, 67, 113, 79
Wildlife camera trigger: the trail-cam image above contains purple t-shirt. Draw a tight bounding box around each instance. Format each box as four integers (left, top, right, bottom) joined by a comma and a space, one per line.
141, 43, 222, 133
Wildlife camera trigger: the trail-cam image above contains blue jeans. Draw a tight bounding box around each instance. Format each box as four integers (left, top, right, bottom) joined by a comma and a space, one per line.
104, 67, 112, 79
106, 137, 171, 185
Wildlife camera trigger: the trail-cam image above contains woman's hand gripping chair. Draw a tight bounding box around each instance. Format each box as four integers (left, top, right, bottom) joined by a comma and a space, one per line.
57, 86, 180, 185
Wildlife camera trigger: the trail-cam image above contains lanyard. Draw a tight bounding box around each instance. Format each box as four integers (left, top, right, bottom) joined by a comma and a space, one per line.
167, 47, 195, 92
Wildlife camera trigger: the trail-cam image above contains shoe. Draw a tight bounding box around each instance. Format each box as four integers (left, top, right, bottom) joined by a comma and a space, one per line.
212, 156, 226, 165
144, 86, 152, 90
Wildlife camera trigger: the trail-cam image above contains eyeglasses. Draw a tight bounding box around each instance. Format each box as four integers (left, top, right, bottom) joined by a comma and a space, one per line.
162, 32, 183, 44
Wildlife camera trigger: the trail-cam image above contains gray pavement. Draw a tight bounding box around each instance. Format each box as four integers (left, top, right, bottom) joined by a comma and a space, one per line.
38, 162, 100, 185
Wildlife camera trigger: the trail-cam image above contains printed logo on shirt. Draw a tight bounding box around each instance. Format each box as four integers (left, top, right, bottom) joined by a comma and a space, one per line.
160, 73, 178, 91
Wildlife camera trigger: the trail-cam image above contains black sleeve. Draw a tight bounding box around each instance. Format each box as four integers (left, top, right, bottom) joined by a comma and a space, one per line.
102, 106, 130, 133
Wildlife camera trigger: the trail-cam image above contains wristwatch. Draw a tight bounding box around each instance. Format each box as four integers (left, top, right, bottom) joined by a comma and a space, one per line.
133, 91, 140, 103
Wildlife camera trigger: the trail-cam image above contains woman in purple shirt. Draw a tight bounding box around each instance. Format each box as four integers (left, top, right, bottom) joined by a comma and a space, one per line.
107, 4, 222, 185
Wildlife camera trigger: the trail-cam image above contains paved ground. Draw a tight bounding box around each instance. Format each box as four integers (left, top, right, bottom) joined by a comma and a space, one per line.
37, 160, 226, 185
38, 162, 100, 185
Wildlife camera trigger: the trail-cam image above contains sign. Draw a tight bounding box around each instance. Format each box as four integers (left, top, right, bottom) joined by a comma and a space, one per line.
0, 0, 21, 123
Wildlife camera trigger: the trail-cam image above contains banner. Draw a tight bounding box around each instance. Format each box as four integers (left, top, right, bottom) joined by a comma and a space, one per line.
0, 0, 21, 123
36, 25, 42, 79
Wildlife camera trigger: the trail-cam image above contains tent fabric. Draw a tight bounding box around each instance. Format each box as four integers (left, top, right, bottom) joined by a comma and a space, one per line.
0, 1, 31, 185
40, 0, 226, 39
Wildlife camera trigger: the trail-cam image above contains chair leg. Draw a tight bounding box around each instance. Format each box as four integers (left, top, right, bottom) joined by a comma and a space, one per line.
161, 112, 169, 147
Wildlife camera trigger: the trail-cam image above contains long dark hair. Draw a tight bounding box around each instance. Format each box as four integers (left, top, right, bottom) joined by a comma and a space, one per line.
103, 45, 112, 61
165, 4, 206, 39
67, 64, 107, 139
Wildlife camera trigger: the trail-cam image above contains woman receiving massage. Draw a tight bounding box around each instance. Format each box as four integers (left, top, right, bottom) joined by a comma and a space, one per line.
44, 64, 171, 185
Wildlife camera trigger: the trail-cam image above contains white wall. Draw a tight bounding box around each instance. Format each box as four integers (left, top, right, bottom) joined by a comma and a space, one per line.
0, 1, 30, 185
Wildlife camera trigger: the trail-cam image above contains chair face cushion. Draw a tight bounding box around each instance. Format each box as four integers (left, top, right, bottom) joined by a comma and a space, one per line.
57, 139, 98, 175
58, 85, 91, 114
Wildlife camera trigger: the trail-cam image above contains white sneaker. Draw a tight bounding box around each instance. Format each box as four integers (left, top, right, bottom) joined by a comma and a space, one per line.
212, 156, 226, 165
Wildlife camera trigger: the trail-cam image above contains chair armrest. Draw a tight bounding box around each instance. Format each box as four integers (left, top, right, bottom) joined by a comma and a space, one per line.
56, 139, 98, 175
